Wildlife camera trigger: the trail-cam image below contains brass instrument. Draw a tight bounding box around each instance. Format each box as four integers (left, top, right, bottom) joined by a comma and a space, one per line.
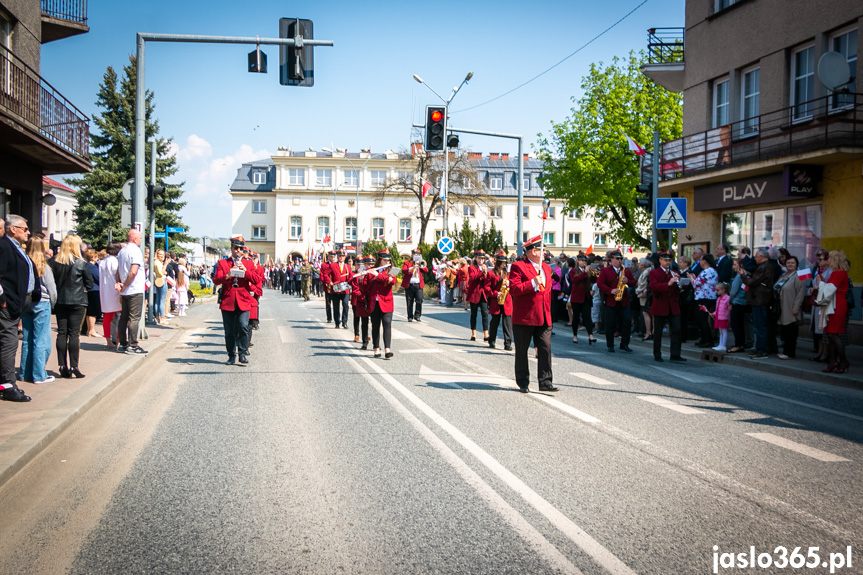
419, 259, 427, 269
497, 272, 510, 304
614, 268, 627, 301
588, 265, 601, 278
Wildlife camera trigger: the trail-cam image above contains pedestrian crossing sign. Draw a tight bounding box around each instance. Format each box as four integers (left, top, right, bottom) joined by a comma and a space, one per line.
656, 198, 687, 229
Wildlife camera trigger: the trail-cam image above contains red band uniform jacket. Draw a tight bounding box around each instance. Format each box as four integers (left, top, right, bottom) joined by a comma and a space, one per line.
349, 274, 371, 317
319, 262, 333, 294
328, 261, 353, 292
508, 259, 553, 326
568, 266, 594, 304
488, 271, 513, 316
400, 261, 428, 289
249, 261, 264, 320
648, 267, 681, 316
597, 265, 636, 307
214, 257, 262, 312
465, 265, 493, 304
365, 271, 398, 314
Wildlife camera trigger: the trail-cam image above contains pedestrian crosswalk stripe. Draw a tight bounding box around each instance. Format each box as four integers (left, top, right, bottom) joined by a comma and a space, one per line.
570, 372, 615, 385
638, 395, 705, 414
746, 433, 851, 462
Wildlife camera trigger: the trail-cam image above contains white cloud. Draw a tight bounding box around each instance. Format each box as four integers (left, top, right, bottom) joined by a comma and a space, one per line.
177, 134, 212, 163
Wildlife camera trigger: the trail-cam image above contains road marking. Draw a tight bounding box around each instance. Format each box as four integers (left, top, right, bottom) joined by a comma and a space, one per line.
409, 322, 452, 338
277, 326, 295, 344
389, 328, 414, 340
570, 372, 616, 386
418, 364, 516, 387
638, 395, 705, 415
457, 349, 511, 355
400, 348, 442, 354
350, 346, 634, 575
746, 433, 852, 462
558, 349, 594, 356
531, 395, 603, 424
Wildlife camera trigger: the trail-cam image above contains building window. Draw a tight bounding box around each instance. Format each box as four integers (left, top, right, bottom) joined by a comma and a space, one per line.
435, 230, 443, 241
463, 205, 475, 217
252, 200, 266, 213
791, 46, 815, 121
516, 231, 529, 244
714, 0, 741, 12
712, 78, 729, 128
753, 208, 785, 248
374, 199, 384, 208
344, 170, 359, 186
252, 226, 266, 240
462, 177, 473, 190
372, 218, 385, 239
345, 217, 357, 241
398, 171, 414, 185
547, 206, 556, 219
371, 170, 387, 187
721, 212, 751, 254
434, 205, 444, 216
489, 205, 502, 218
740, 67, 760, 136
399, 219, 411, 242
829, 28, 858, 110
786, 205, 822, 270
489, 175, 503, 190
523, 177, 530, 190
568, 209, 581, 220
317, 216, 330, 240
522, 206, 529, 218
252, 171, 266, 185
288, 168, 305, 186
568, 232, 581, 246
290, 216, 302, 240
594, 233, 607, 246
543, 232, 555, 245
316, 169, 332, 187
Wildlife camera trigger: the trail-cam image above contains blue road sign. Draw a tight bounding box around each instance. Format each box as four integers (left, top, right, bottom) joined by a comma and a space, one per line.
656, 198, 687, 229
153, 232, 167, 239
437, 236, 454, 255
166, 226, 185, 233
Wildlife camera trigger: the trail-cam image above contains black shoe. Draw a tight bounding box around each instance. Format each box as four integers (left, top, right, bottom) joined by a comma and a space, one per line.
249, 342, 254, 347
607, 347, 615, 353
488, 341, 496, 349
538, 384, 560, 392
238, 355, 249, 365
620, 346, 633, 353
669, 356, 687, 363
59, 367, 71, 379
1, 387, 31, 402
117, 345, 128, 354
654, 356, 664, 362
374, 351, 382, 358
385, 351, 394, 359
408, 318, 413, 322
470, 336, 476, 341
414, 318, 422, 323
518, 386, 529, 394
360, 344, 368, 351
504, 345, 513, 351
225, 356, 236, 365
70, 368, 86, 379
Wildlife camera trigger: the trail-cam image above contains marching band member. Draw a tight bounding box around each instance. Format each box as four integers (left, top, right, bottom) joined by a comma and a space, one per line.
509, 235, 558, 393
401, 248, 428, 322
319, 251, 336, 322
327, 248, 352, 329
465, 249, 492, 342
597, 250, 637, 353
213, 238, 262, 365
366, 249, 397, 359
569, 254, 597, 344
488, 251, 513, 350
247, 251, 263, 350
350, 256, 373, 348
649, 252, 687, 362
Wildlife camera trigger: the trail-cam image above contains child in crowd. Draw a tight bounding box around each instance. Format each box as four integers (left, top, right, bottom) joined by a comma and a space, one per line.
175, 257, 190, 316
711, 282, 731, 351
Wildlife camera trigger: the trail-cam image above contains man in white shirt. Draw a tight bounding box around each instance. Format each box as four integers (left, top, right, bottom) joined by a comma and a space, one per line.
115, 229, 148, 355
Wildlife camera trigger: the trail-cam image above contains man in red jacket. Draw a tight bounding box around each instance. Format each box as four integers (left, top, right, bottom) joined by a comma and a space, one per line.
597, 250, 636, 353
401, 248, 428, 322
327, 249, 352, 329
213, 239, 262, 365
320, 251, 336, 324
649, 252, 686, 363
509, 236, 558, 393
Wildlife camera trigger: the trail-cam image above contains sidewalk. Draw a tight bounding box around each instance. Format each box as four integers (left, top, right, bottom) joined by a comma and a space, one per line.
0, 320, 182, 488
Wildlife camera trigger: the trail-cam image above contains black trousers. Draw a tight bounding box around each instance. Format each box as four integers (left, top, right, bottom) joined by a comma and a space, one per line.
695, 299, 716, 344
470, 299, 489, 332
221, 307, 250, 358
0, 300, 25, 386
604, 304, 632, 349
353, 309, 369, 342
329, 292, 349, 327
767, 307, 779, 354
118, 293, 144, 347
730, 303, 749, 348
781, 322, 799, 358
489, 312, 513, 347
55, 304, 87, 369
405, 284, 423, 320
282, 277, 290, 294
570, 300, 593, 337
514, 323, 552, 390
325, 291, 333, 321
653, 313, 682, 359
371, 307, 392, 349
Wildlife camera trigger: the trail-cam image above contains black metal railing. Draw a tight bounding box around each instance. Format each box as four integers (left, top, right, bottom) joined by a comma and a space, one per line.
41, 0, 88, 24
642, 93, 863, 182
0, 46, 89, 160
646, 27, 684, 65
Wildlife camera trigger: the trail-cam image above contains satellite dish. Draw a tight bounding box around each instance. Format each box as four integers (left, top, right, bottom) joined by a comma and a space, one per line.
818, 51, 852, 91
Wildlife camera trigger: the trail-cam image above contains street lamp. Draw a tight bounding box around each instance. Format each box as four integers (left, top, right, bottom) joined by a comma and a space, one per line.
413, 71, 473, 235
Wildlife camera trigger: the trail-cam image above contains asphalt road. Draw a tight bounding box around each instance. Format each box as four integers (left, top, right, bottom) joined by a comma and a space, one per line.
1, 291, 861, 575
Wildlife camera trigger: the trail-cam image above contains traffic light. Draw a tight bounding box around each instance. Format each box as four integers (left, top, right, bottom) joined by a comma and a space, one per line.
147, 184, 165, 212
248, 47, 267, 73
279, 18, 314, 87
635, 183, 652, 213
426, 105, 446, 151
447, 134, 459, 148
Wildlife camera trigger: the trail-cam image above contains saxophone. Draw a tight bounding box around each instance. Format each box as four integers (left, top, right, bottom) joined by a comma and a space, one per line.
497, 272, 509, 304
614, 268, 627, 301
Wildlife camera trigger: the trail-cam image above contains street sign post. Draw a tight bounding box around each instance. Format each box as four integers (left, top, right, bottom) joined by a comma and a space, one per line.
437, 236, 454, 255
153, 232, 167, 238
166, 226, 185, 233
656, 198, 687, 229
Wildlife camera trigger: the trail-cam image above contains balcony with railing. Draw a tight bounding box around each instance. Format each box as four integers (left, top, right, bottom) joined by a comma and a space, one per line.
41, 0, 89, 43
641, 93, 863, 186
0, 45, 90, 173
641, 27, 685, 93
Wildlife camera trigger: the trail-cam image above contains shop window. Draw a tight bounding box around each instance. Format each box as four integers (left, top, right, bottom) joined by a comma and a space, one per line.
786, 205, 822, 270
753, 208, 785, 248
721, 212, 751, 254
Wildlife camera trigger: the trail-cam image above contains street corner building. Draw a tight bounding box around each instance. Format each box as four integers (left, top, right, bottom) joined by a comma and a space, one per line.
641, 0, 863, 341
0, 0, 91, 227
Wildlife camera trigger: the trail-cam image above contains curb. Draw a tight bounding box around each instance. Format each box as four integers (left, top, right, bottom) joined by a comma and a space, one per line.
0, 327, 183, 489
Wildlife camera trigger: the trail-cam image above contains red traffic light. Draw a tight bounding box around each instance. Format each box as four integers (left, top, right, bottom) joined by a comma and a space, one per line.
431, 110, 443, 123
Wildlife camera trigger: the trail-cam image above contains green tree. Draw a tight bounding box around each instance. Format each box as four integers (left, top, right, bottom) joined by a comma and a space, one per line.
68, 55, 188, 248
449, 219, 505, 257
536, 51, 682, 248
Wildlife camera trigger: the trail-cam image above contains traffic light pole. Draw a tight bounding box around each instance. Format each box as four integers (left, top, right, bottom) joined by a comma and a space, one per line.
651, 130, 660, 253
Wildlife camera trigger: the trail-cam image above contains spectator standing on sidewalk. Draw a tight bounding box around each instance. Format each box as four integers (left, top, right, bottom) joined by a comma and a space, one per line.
99, 243, 122, 349
740, 248, 774, 359
115, 229, 148, 355
775, 255, 806, 360
20, 238, 57, 384
84, 249, 101, 337
49, 234, 93, 379
152, 249, 167, 324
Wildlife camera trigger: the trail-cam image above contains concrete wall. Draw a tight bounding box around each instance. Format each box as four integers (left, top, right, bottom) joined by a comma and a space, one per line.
2, 0, 41, 69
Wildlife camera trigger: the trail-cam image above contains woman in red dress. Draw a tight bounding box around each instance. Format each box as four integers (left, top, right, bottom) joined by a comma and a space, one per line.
823, 250, 850, 373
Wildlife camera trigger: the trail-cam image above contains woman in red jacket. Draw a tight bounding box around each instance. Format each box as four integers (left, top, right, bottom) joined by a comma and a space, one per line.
823, 250, 851, 374
366, 250, 398, 358
488, 252, 512, 350
350, 256, 373, 349
466, 250, 493, 342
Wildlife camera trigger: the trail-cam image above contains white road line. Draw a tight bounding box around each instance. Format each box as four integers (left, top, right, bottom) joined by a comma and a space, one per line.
389, 328, 414, 340
400, 348, 442, 354
277, 326, 295, 344
531, 395, 603, 424
352, 349, 635, 575
409, 322, 453, 338
638, 396, 706, 415
746, 433, 852, 462
570, 372, 616, 386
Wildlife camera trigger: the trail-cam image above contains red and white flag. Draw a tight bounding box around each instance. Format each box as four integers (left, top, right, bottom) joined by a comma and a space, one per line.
585, 244, 594, 255
797, 268, 812, 281
624, 134, 646, 156
323, 234, 331, 243
422, 180, 432, 198
405, 235, 412, 242
378, 234, 386, 240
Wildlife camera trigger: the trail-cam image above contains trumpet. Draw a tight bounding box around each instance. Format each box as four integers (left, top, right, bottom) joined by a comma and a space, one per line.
588, 266, 601, 278
354, 263, 391, 277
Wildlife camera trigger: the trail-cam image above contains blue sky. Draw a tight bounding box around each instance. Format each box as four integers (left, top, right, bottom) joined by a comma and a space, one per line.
42, 0, 684, 238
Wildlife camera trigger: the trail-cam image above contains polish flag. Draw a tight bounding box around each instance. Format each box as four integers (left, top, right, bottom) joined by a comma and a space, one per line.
378, 234, 386, 240
405, 235, 412, 242
797, 268, 812, 281
323, 234, 331, 243
422, 181, 432, 198
628, 247, 634, 254
585, 244, 594, 255
624, 134, 646, 156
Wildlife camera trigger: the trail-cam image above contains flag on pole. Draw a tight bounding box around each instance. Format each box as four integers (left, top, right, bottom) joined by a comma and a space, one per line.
405, 235, 412, 242
378, 234, 385, 240
796, 268, 813, 281
628, 247, 634, 254
624, 134, 646, 156
323, 234, 331, 243
422, 181, 432, 198
586, 244, 594, 255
